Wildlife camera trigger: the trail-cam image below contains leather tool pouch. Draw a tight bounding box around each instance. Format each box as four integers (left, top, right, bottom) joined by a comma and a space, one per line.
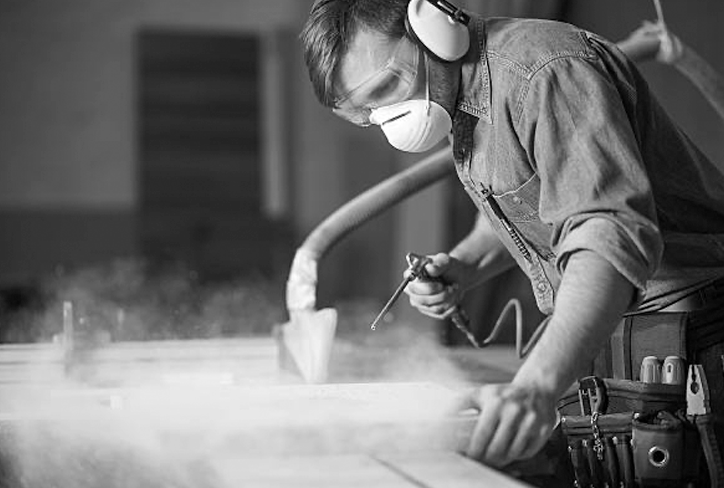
592, 312, 688, 380
557, 377, 701, 488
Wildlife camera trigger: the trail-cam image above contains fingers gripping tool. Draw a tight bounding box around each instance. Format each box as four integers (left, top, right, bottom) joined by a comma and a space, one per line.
369, 253, 481, 348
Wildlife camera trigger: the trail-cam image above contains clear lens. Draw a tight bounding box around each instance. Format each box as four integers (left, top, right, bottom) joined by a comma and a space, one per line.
333, 37, 421, 127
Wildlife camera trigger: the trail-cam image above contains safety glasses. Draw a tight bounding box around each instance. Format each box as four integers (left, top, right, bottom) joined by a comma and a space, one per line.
332, 36, 423, 127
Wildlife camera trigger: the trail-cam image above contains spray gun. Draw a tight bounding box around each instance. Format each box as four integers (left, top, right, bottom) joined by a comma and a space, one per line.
369, 252, 552, 356
369, 252, 481, 348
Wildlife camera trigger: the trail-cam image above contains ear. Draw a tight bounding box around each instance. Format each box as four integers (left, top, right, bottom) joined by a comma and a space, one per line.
406, 0, 470, 62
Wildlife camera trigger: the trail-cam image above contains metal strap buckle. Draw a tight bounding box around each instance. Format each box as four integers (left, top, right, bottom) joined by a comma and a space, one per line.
578, 376, 608, 416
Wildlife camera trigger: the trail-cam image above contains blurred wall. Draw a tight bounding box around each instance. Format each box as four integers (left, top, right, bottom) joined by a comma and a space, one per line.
0, 1, 310, 209
0, 0, 313, 285
0, 0, 434, 319
565, 0, 724, 166
0, 0, 404, 304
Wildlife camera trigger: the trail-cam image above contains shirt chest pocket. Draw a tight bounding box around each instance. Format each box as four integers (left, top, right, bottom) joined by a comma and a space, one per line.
492, 176, 556, 260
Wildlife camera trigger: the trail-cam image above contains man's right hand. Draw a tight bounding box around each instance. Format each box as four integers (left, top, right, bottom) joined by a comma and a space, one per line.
403, 252, 471, 319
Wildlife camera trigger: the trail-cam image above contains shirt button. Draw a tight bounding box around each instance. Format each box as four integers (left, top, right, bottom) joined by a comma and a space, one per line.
512, 196, 522, 204
536, 282, 547, 292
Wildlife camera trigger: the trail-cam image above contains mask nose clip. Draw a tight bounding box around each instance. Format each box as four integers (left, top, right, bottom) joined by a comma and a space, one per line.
368, 51, 451, 153
378, 110, 413, 126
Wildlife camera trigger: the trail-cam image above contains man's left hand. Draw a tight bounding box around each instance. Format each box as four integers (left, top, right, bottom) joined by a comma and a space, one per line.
457, 383, 559, 468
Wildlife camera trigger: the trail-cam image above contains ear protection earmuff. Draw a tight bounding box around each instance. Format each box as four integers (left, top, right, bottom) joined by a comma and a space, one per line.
405, 0, 470, 62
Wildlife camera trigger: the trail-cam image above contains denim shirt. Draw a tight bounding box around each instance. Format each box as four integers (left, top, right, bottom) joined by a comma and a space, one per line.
452, 15, 724, 314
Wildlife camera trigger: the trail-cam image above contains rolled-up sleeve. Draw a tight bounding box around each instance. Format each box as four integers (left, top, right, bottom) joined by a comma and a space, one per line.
518, 53, 663, 296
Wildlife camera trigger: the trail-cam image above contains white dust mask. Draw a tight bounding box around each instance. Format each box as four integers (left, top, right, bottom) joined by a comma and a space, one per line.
368, 56, 451, 153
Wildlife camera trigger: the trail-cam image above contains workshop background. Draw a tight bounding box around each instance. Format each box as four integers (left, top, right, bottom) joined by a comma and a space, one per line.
0, 0, 722, 344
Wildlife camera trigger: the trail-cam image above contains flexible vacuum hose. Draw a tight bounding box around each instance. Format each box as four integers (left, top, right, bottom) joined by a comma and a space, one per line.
286, 147, 454, 313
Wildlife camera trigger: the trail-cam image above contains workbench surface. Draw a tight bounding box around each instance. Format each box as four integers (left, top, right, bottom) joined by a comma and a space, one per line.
210, 451, 532, 487
0, 336, 522, 387
0, 337, 531, 487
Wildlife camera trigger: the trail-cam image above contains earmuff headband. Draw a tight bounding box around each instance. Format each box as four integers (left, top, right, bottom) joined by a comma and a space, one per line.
425, 0, 470, 26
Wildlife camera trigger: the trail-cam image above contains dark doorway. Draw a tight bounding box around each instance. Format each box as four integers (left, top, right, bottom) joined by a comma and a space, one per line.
137, 29, 287, 283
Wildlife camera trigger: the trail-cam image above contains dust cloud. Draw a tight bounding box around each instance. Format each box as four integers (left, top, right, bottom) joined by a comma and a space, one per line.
0, 259, 479, 487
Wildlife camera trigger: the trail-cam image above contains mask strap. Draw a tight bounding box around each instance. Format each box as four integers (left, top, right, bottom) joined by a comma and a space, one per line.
424, 53, 431, 115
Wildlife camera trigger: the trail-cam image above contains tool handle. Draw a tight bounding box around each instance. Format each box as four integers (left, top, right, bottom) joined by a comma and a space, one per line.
604, 437, 620, 488
694, 415, 724, 487
406, 253, 480, 348
569, 439, 592, 488
406, 252, 458, 294
449, 307, 481, 349
614, 435, 635, 488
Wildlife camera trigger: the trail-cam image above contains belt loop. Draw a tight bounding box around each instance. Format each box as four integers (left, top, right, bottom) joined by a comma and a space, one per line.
623, 317, 633, 379
610, 317, 633, 380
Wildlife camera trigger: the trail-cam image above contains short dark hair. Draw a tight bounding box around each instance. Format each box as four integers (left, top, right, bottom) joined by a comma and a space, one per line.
300, 0, 409, 107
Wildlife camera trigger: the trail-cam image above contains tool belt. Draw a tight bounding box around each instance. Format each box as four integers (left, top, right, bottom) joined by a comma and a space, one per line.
553, 286, 724, 488
557, 377, 701, 487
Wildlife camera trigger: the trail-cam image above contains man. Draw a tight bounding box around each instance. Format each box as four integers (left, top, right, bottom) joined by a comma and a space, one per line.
300, 0, 724, 471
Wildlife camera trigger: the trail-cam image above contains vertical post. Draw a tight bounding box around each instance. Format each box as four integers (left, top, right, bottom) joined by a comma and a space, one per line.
259, 29, 290, 221
62, 300, 74, 376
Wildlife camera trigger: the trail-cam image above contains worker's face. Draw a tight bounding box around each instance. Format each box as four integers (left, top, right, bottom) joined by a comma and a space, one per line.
333, 28, 456, 153
333, 29, 425, 127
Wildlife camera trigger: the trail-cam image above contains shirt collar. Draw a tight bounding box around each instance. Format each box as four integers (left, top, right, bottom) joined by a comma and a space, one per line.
455, 16, 492, 124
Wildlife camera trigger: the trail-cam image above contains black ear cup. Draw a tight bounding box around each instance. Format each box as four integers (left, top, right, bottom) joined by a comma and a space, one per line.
405, 0, 470, 62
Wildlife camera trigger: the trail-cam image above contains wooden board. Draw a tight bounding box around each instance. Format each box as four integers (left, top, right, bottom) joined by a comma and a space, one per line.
209, 452, 533, 488
0, 382, 532, 487
0, 382, 475, 455
375, 451, 533, 488
0, 337, 521, 389
0, 439, 532, 488
0, 338, 522, 459
0, 338, 532, 487
211, 454, 418, 488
